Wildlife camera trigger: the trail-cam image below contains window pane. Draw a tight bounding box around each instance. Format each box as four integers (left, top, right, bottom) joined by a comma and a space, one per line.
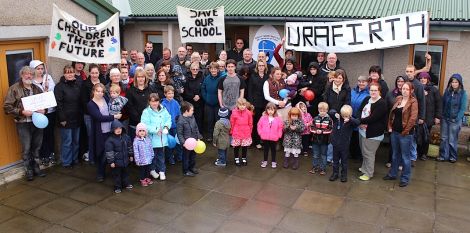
414, 45, 443, 88
6, 49, 33, 86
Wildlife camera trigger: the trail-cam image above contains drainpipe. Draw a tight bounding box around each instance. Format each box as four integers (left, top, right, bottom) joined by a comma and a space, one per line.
120, 17, 126, 48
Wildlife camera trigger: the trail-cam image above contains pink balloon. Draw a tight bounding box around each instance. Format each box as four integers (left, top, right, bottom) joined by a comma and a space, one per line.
184, 138, 197, 150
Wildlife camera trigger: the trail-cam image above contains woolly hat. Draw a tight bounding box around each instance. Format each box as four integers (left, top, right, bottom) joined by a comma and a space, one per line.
418, 72, 431, 80
29, 60, 43, 69
218, 107, 229, 118
136, 122, 148, 136
287, 74, 297, 84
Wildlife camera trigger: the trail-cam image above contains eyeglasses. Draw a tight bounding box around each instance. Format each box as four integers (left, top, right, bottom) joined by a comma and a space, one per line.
191, 68, 199, 71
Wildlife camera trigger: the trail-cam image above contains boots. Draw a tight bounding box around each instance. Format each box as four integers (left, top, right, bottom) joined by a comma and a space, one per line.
292, 157, 299, 170
33, 162, 46, 177
283, 156, 290, 169
329, 173, 339, 181
25, 170, 34, 181
340, 170, 348, 182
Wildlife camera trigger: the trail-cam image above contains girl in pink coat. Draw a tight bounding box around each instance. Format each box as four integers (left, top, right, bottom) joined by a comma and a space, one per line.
230, 97, 253, 166
257, 103, 284, 168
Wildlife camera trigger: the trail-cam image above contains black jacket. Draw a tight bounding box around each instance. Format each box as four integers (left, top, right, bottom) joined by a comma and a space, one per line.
377, 79, 389, 99
330, 116, 360, 148
183, 73, 204, 107
358, 97, 388, 138
323, 82, 351, 112
105, 121, 133, 167
144, 51, 160, 67
410, 78, 426, 120
247, 72, 269, 108
424, 83, 442, 126
177, 115, 202, 143
54, 78, 82, 128
126, 85, 155, 126
227, 48, 244, 62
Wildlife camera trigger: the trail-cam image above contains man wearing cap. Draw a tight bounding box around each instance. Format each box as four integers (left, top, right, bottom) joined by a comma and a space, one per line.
3, 66, 47, 181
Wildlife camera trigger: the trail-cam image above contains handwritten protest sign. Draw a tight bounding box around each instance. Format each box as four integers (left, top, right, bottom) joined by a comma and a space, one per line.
48, 4, 120, 63
285, 11, 428, 53
21, 92, 57, 112
177, 6, 225, 43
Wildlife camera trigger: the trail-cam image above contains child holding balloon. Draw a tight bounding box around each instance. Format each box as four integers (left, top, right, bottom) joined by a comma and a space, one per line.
133, 123, 155, 187
177, 101, 203, 177
161, 85, 182, 164
230, 98, 253, 166
140, 93, 172, 181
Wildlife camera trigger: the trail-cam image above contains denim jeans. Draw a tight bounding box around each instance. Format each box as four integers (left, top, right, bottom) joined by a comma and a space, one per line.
389, 131, 413, 184
16, 122, 43, 171
84, 114, 94, 162
312, 143, 328, 171
60, 127, 80, 166
217, 149, 227, 164
439, 119, 461, 161
411, 136, 418, 161
152, 147, 166, 172
327, 143, 333, 162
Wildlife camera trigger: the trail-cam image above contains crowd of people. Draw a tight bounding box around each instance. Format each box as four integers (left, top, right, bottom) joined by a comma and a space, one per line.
3, 38, 467, 193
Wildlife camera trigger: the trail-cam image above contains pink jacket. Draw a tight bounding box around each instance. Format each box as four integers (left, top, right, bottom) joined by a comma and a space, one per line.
301, 112, 313, 135
230, 108, 253, 139
257, 114, 284, 141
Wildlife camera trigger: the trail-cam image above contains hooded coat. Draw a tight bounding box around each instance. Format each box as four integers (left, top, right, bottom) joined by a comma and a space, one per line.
105, 120, 133, 167
442, 74, 467, 122
140, 105, 172, 148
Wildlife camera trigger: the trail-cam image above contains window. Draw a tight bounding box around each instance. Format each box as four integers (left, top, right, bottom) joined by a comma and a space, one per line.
143, 31, 163, 57
409, 40, 448, 93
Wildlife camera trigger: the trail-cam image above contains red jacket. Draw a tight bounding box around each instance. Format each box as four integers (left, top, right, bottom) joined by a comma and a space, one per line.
257, 114, 283, 141
230, 108, 253, 139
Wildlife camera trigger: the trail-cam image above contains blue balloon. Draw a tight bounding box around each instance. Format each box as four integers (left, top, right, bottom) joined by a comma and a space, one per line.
32, 112, 48, 129
279, 89, 289, 99
167, 135, 177, 149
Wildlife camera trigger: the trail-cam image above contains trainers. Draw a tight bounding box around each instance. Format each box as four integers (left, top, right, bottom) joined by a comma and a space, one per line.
49, 153, 56, 164
383, 175, 396, 180
256, 144, 262, 149
114, 189, 122, 194
125, 184, 133, 190
242, 158, 247, 166
145, 178, 153, 185
83, 152, 89, 162
319, 170, 326, 176
271, 162, 277, 168
358, 167, 363, 173
398, 166, 403, 171
261, 161, 268, 168
235, 158, 241, 166
359, 175, 370, 181
399, 182, 408, 187
303, 152, 308, 157
159, 172, 166, 181
385, 163, 391, 168
150, 170, 159, 179
184, 171, 196, 177
140, 179, 148, 187
214, 160, 227, 167
308, 168, 316, 174
190, 168, 199, 174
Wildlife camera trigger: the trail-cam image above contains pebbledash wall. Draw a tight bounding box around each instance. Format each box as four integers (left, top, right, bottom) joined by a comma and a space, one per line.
0, 0, 96, 83
122, 22, 470, 95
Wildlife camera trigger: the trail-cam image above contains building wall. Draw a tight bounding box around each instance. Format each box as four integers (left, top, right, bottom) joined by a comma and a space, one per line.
445, 31, 470, 94
0, 0, 96, 83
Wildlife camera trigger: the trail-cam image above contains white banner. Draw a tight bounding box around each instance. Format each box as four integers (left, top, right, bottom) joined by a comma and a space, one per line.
21, 92, 57, 112
177, 6, 225, 43
252, 25, 281, 67
48, 4, 121, 63
285, 11, 429, 53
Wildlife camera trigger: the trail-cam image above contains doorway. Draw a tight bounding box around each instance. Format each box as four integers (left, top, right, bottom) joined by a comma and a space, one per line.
0, 39, 45, 169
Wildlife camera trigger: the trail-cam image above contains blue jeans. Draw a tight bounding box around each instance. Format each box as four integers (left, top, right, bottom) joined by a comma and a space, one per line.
389, 131, 413, 184
60, 128, 80, 166
84, 114, 94, 162
439, 119, 461, 161
411, 136, 417, 161
152, 148, 166, 172
312, 143, 328, 171
217, 149, 227, 164
327, 143, 333, 162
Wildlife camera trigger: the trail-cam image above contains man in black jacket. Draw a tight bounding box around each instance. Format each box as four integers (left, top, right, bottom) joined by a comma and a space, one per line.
227, 38, 245, 62
144, 42, 160, 67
